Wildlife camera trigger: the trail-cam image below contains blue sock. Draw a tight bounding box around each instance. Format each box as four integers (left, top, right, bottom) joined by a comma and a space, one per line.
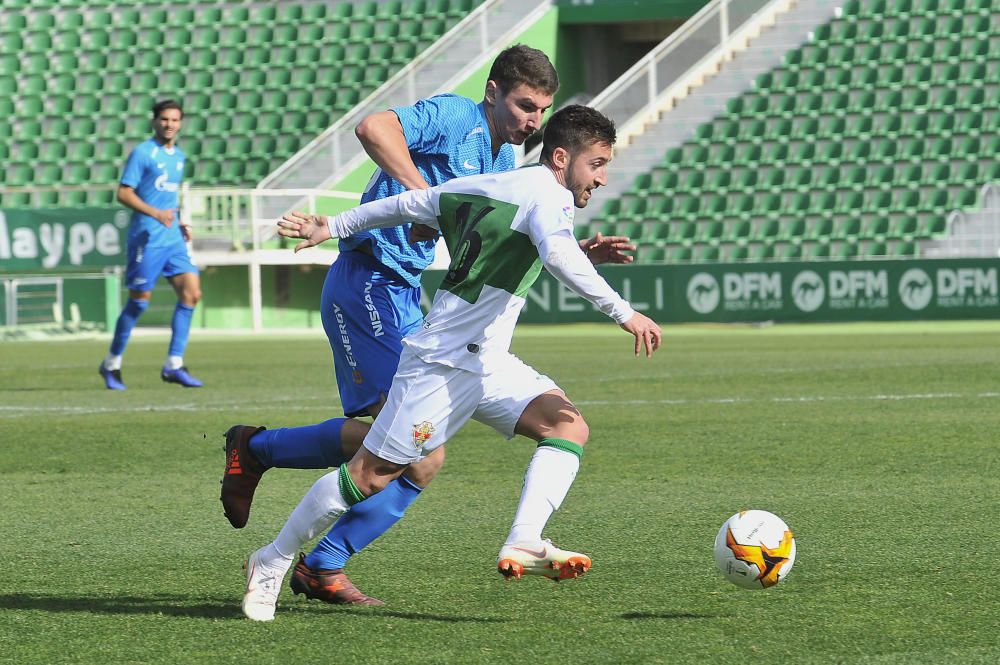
109, 298, 149, 355
305, 476, 424, 570
248, 418, 347, 469
167, 303, 195, 358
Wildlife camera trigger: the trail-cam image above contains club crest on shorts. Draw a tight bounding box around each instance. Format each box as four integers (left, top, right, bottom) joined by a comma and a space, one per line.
352, 369, 363, 384
412, 421, 435, 449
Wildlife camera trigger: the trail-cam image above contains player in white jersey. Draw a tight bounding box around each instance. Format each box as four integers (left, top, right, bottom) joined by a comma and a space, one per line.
240, 105, 661, 621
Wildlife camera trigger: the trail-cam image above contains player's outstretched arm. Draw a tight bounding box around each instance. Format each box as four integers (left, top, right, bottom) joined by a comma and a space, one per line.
580, 231, 636, 265
279, 189, 442, 252
620, 311, 662, 358
277, 211, 332, 252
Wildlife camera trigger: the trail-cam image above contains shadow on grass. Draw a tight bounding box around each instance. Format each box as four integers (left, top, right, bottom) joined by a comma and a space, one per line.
319, 607, 505, 623
0, 593, 240, 619
621, 611, 720, 620
0, 593, 506, 623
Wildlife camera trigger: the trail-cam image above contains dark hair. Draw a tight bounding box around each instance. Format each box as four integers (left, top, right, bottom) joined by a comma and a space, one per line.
488, 44, 559, 95
152, 99, 183, 119
540, 105, 616, 163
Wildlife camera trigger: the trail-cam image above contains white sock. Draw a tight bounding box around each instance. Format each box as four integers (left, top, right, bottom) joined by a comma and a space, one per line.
104, 354, 122, 371
504, 445, 581, 546
254, 542, 294, 573
165, 355, 183, 370
272, 468, 352, 559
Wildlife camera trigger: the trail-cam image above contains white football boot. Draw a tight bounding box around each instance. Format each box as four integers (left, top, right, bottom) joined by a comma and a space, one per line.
497, 539, 592, 581
242, 546, 292, 621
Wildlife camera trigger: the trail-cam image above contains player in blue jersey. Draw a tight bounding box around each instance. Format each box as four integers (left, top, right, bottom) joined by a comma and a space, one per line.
222, 47, 633, 604
99, 100, 203, 390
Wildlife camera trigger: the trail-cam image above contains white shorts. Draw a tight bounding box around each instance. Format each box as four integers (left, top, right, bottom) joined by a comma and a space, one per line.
363, 346, 559, 464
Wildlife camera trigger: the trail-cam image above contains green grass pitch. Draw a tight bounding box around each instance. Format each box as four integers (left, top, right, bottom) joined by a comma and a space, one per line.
1, 321, 998, 664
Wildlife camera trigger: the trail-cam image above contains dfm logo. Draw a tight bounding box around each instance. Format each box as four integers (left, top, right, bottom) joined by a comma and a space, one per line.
791, 271, 824, 312
687, 272, 781, 313
686, 273, 720, 314
899, 268, 933, 310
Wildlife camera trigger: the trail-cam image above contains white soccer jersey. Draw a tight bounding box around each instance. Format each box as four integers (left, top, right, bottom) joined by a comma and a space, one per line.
328, 164, 634, 374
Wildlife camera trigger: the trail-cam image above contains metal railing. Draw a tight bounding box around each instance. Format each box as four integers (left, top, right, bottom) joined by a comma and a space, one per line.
523, 0, 784, 164
179, 185, 359, 253
258, 0, 551, 205
925, 182, 1000, 258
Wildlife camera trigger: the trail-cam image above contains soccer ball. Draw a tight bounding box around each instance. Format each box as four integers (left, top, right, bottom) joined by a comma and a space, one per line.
713, 510, 796, 589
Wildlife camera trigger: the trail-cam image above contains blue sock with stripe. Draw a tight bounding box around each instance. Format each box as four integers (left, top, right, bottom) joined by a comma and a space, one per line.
248, 418, 347, 469
109, 298, 149, 355
305, 476, 424, 570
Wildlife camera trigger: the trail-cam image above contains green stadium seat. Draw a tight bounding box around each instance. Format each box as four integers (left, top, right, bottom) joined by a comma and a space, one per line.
695, 221, 724, 246
616, 222, 645, 241
650, 170, 679, 193
860, 207, 889, 240
703, 193, 727, 220
778, 244, 804, 261
667, 246, 693, 263
806, 217, 835, 242
782, 218, 807, 243
834, 242, 861, 261
890, 189, 918, 213
830, 216, 861, 243
723, 220, 753, 245
639, 246, 667, 263
747, 243, 775, 262
589, 221, 616, 238
726, 245, 750, 262
644, 222, 671, 245
806, 243, 831, 260
920, 216, 948, 238
335, 89, 361, 111
616, 198, 647, 223
694, 246, 721, 263
14, 118, 41, 141
668, 221, 697, 246
892, 241, 918, 257
726, 194, 754, 221
646, 197, 673, 223
5, 163, 32, 187
362, 64, 390, 89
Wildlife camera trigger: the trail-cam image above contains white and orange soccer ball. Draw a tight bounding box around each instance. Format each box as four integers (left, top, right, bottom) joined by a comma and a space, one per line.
714, 510, 796, 589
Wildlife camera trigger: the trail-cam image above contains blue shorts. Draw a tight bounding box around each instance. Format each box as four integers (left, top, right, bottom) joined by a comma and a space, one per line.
321, 250, 423, 418
125, 237, 199, 292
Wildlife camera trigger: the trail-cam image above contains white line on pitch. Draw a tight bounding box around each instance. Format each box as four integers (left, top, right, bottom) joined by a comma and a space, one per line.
575, 392, 995, 406
3, 391, 997, 418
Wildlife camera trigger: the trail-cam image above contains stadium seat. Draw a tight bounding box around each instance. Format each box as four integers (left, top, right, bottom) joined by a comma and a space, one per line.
668, 221, 697, 246
639, 246, 667, 263
834, 241, 860, 261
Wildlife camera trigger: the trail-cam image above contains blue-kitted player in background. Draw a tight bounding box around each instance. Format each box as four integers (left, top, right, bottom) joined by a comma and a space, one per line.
100, 99, 204, 390
222, 46, 634, 605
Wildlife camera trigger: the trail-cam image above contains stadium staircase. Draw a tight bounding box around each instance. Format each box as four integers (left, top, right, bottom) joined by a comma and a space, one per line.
0, 0, 482, 207
580, 0, 999, 263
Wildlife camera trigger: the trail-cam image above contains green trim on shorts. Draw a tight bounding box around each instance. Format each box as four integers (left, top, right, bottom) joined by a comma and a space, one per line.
538, 438, 584, 460
338, 467, 366, 506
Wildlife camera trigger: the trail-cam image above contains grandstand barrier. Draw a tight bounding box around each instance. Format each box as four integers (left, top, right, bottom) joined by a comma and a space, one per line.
0, 272, 119, 332
421, 258, 1000, 324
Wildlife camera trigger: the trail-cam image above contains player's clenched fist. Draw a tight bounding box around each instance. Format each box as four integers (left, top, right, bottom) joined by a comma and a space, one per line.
277, 211, 332, 252
620, 312, 662, 358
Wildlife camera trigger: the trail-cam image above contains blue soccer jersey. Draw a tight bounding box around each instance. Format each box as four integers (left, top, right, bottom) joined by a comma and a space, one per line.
120, 138, 186, 248
339, 94, 516, 288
